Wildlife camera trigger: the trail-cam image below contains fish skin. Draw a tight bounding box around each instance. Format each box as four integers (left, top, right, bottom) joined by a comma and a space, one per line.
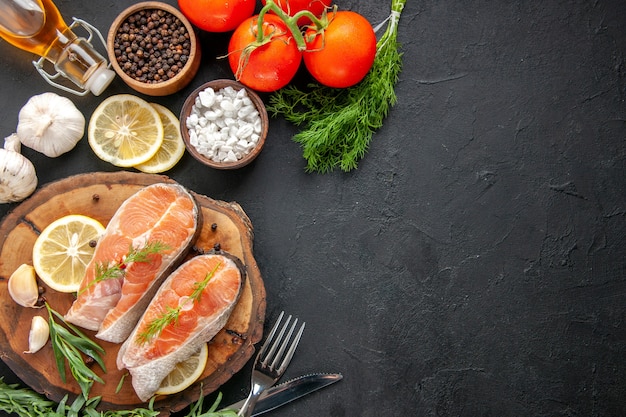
117, 251, 246, 402
64, 183, 201, 336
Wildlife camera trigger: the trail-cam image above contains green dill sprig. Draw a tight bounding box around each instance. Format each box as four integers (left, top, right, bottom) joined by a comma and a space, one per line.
137, 263, 221, 344
189, 264, 219, 302
80, 240, 170, 295
45, 303, 106, 399
267, 0, 406, 173
137, 305, 181, 344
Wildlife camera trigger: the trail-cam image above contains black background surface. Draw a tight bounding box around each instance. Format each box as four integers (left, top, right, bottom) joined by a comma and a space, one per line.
0, 0, 625, 416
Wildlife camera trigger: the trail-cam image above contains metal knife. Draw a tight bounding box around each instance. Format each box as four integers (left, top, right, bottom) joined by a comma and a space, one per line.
222, 373, 343, 415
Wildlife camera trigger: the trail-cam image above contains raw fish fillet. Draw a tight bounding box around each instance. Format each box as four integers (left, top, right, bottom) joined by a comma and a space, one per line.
65, 183, 200, 338
117, 251, 245, 401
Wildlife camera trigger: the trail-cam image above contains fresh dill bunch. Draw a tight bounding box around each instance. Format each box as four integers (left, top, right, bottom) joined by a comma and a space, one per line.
267, 0, 406, 173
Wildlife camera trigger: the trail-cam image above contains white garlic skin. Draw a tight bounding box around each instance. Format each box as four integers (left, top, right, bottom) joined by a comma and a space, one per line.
25, 315, 49, 354
8, 264, 41, 308
0, 134, 37, 204
17, 92, 85, 158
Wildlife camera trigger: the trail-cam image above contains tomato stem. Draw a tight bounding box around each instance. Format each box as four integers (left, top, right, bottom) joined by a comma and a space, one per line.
257, 0, 330, 51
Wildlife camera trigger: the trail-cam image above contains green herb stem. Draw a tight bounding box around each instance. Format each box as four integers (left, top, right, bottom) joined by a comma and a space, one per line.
256, 0, 329, 50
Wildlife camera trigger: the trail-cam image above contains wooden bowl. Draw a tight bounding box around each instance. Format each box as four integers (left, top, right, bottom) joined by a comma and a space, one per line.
107, 1, 200, 96
180, 79, 269, 169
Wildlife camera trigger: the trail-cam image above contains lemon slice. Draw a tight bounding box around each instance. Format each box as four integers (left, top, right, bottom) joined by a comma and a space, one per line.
88, 94, 164, 167
32, 214, 105, 293
134, 103, 185, 173
156, 343, 208, 396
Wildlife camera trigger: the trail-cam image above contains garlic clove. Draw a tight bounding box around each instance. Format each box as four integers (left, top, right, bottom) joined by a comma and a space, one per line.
16, 92, 85, 158
4, 133, 21, 153
0, 134, 38, 204
8, 264, 42, 308
24, 315, 49, 354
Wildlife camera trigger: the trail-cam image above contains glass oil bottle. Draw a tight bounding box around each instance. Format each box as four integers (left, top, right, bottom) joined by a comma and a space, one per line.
0, 0, 114, 95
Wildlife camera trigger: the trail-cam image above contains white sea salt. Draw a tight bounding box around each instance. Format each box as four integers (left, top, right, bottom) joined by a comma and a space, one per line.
186, 86, 262, 163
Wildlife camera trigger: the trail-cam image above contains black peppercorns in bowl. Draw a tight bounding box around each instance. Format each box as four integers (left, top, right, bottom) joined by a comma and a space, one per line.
107, 1, 200, 96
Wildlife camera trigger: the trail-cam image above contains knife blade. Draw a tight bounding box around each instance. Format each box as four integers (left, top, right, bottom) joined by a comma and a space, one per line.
222, 372, 342, 415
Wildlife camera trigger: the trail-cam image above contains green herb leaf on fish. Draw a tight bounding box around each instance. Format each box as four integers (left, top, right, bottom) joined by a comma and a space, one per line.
80, 240, 171, 295
137, 263, 220, 344
189, 262, 220, 302
137, 305, 181, 344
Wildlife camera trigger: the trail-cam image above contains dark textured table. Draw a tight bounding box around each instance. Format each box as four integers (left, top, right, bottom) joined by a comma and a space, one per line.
1, 0, 625, 416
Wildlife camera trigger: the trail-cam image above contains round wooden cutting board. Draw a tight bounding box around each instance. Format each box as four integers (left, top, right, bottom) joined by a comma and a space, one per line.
0, 172, 266, 414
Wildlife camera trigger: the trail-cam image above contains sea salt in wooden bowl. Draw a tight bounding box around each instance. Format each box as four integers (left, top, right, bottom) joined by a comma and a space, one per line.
107, 1, 201, 96
180, 79, 269, 169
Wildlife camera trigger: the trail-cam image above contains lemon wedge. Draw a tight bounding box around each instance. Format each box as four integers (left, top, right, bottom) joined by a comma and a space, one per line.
88, 94, 164, 167
134, 103, 185, 173
32, 214, 105, 293
156, 343, 208, 396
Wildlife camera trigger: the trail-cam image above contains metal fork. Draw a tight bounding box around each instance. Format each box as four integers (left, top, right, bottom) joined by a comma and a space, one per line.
237, 311, 306, 417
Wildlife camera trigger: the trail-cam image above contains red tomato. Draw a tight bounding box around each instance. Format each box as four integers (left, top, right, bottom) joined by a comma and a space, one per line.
303, 11, 376, 88
228, 14, 302, 92
261, 0, 332, 25
178, 0, 256, 32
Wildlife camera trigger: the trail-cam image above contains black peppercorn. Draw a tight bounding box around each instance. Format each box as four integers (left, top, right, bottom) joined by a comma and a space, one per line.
115, 8, 189, 83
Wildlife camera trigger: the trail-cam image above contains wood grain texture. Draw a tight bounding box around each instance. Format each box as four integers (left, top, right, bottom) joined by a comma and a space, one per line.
0, 171, 266, 414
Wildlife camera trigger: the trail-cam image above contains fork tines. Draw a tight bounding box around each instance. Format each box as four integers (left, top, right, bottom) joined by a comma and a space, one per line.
258, 311, 306, 375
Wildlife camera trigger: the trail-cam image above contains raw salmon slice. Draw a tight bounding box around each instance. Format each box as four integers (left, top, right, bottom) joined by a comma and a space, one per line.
117, 251, 245, 401
64, 183, 201, 337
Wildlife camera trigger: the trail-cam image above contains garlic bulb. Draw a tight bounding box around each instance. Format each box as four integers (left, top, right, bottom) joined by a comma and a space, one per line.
16, 92, 85, 157
8, 263, 41, 308
25, 315, 49, 354
0, 134, 37, 204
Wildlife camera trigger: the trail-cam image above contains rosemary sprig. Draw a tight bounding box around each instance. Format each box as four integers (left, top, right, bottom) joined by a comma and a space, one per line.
267, 0, 407, 173
80, 240, 170, 295
137, 263, 221, 344
46, 303, 106, 399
